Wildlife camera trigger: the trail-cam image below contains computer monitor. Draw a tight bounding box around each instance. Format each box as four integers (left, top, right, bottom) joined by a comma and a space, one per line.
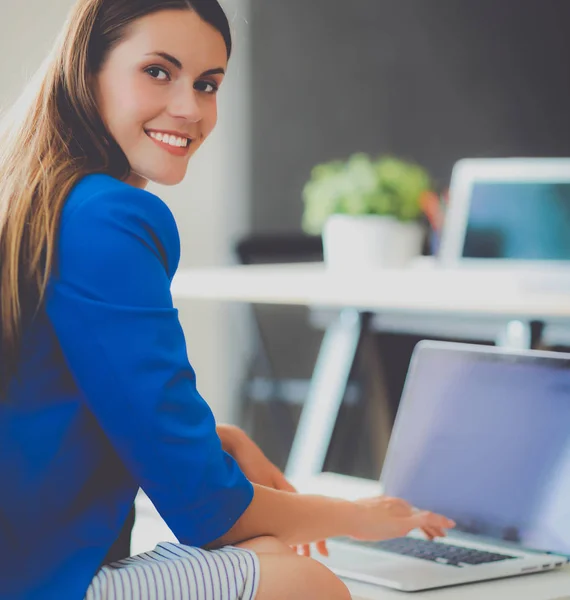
381, 341, 570, 555
438, 158, 570, 270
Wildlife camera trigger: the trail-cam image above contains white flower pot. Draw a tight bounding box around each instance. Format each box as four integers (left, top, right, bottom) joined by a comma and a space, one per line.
323, 214, 424, 269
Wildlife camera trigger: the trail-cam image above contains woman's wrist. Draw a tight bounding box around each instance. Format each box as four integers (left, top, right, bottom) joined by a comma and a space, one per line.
215, 483, 362, 548
272, 491, 364, 546
335, 497, 366, 540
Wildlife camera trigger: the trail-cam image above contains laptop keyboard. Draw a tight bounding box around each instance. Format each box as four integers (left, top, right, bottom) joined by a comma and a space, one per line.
345, 537, 517, 567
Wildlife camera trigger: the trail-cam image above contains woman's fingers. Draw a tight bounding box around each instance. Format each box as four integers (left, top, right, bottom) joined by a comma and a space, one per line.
292, 542, 328, 557
316, 540, 329, 557
274, 471, 298, 494
384, 496, 413, 513
275, 473, 330, 557
414, 510, 456, 532
421, 526, 446, 540
394, 509, 453, 541
353, 496, 455, 541
393, 512, 452, 540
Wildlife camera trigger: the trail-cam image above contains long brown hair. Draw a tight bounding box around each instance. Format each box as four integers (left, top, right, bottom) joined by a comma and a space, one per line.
0, 0, 232, 398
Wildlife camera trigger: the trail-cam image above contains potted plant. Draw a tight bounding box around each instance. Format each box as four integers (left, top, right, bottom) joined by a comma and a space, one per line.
302, 153, 433, 269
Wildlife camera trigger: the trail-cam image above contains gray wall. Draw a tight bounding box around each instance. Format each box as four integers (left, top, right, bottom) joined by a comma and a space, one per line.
251, 0, 570, 233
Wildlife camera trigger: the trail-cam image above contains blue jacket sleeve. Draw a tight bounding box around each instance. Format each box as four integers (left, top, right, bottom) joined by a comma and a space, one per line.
45, 182, 253, 547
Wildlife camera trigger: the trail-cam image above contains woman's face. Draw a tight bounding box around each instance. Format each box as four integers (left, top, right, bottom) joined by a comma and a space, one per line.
94, 9, 228, 188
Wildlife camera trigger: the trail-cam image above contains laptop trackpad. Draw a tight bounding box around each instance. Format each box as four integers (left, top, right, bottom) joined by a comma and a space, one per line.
321, 542, 457, 590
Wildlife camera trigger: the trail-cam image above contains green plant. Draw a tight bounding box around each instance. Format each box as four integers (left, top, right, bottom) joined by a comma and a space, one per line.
302, 153, 433, 235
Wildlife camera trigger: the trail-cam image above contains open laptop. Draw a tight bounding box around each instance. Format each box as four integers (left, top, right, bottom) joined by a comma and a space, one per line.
320, 341, 570, 591
438, 158, 570, 280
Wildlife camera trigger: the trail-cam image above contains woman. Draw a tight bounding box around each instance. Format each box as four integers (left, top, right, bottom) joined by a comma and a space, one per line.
0, 1, 454, 598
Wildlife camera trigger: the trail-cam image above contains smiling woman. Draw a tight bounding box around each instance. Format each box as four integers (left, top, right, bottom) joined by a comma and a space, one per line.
0, 1, 453, 599
93, 8, 228, 187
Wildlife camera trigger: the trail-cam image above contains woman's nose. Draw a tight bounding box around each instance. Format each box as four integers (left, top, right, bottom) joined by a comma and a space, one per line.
169, 87, 202, 122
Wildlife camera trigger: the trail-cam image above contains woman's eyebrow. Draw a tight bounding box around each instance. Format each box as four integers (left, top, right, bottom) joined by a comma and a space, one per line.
145, 51, 182, 69
144, 52, 226, 77
201, 68, 225, 77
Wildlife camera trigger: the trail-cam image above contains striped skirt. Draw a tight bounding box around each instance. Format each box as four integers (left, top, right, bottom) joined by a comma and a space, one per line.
85, 542, 260, 600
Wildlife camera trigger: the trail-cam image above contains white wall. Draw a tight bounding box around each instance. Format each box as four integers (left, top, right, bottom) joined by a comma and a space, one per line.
0, 1, 74, 103
0, 0, 252, 425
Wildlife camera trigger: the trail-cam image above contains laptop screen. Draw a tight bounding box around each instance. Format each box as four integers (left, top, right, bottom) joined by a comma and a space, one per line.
382, 345, 570, 555
463, 182, 570, 260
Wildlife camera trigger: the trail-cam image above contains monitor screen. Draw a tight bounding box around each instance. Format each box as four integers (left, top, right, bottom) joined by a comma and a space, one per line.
382, 346, 570, 555
463, 182, 570, 260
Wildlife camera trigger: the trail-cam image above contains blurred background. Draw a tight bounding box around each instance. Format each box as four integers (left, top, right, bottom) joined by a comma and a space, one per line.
4, 1, 570, 543
251, 0, 570, 231
242, 0, 570, 477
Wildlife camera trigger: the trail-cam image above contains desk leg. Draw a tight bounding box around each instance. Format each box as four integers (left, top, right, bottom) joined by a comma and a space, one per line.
285, 308, 365, 481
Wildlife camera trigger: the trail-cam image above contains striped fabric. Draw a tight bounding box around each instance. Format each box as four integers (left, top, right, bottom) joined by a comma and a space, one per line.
85, 542, 260, 600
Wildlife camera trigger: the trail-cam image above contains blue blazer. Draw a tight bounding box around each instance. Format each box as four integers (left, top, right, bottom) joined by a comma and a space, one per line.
0, 174, 253, 599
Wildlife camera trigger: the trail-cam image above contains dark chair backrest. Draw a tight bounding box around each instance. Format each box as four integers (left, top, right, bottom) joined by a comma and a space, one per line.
235, 233, 323, 265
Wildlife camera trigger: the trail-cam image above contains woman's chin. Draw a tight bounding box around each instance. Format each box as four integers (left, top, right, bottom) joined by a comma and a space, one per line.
145, 169, 187, 187
162, 174, 186, 186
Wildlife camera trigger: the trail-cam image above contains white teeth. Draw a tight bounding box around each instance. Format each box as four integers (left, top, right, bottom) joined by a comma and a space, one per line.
148, 131, 189, 148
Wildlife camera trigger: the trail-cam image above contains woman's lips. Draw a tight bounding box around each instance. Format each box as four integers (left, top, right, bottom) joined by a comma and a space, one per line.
145, 131, 192, 156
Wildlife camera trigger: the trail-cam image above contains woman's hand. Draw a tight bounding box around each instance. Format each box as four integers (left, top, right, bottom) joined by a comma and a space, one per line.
216, 424, 328, 557
351, 496, 455, 542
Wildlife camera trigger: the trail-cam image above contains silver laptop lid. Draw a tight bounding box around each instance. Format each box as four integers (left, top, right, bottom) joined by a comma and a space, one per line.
438, 158, 570, 270
381, 341, 570, 556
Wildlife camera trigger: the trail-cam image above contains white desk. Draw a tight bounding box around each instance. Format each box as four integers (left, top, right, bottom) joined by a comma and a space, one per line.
171, 262, 570, 319
172, 263, 570, 480
295, 474, 570, 600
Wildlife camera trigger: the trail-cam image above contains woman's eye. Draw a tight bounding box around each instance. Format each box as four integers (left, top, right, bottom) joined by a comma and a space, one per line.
145, 66, 170, 81
195, 80, 219, 94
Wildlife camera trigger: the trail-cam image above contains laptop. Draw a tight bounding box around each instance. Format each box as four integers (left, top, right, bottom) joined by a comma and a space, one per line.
319, 341, 570, 591
437, 158, 570, 285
